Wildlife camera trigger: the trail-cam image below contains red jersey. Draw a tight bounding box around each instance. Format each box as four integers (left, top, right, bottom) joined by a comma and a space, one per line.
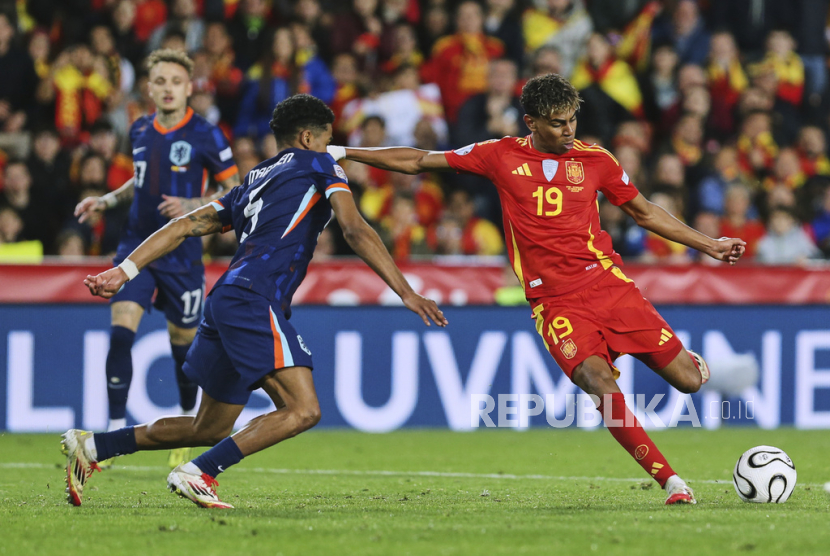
445, 137, 639, 298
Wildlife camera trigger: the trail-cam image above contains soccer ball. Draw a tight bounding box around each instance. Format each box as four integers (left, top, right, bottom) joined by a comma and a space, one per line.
732, 446, 796, 503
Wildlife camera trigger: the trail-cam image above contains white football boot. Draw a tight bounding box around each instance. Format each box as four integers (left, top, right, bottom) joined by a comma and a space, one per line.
60, 429, 102, 506
664, 474, 697, 505
167, 464, 234, 509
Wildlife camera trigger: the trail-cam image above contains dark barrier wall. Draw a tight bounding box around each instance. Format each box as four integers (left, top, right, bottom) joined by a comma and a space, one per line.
2, 305, 829, 431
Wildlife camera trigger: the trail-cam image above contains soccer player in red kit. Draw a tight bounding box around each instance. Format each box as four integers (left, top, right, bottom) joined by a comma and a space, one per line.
328, 73, 746, 505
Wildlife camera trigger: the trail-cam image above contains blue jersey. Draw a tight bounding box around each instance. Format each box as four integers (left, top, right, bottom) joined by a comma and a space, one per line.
119, 107, 238, 273
210, 149, 351, 317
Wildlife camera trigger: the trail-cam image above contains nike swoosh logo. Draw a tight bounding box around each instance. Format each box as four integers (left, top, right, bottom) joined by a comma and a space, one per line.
182, 314, 199, 323
217, 465, 224, 472
132, 147, 146, 154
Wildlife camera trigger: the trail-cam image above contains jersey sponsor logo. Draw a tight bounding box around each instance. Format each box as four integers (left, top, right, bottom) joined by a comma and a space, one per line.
454, 143, 475, 155
565, 161, 584, 184
529, 278, 543, 288
635, 444, 649, 461
297, 335, 312, 355
560, 338, 577, 359
542, 160, 558, 182
511, 163, 532, 176
219, 146, 233, 162
170, 141, 192, 166
333, 163, 348, 182
567, 186, 584, 193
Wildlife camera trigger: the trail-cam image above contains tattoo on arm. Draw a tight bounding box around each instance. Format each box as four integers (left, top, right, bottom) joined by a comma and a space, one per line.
115, 185, 134, 204
185, 210, 223, 237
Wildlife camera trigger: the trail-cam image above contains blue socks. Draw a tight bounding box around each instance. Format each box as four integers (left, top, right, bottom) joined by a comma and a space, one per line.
192, 438, 244, 478
106, 326, 135, 420
94, 427, 137, 461
171, 343, 197, 412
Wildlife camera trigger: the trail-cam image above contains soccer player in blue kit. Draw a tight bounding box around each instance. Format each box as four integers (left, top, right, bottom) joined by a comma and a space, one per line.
74, 49, 240, 469
61, 94, 447, 509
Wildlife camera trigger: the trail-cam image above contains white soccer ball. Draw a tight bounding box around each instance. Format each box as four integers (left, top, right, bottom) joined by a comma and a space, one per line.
733, 445, 796, 503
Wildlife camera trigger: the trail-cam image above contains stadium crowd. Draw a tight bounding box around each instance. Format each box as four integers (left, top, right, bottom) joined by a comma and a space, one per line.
1, 0, 830, 265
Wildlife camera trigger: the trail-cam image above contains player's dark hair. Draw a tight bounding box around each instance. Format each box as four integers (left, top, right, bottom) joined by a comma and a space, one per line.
520, 73, 582, 119
146, 48, 194, 77
269, 94, 335, 145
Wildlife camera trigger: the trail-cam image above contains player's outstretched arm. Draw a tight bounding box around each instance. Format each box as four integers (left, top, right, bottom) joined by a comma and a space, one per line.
620, 193, 746, 265
74, 177, 135, 223
158, 174, 241, 218
328, 145, 452, 175
328, 191, 447, 327
84, 205, 223, 299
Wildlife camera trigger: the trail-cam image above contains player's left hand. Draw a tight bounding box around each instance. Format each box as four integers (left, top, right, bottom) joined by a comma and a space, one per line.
709, 237, 746, 266
158, 195, 199, 219
402, 292, 448, 327
84, 268, 128, 299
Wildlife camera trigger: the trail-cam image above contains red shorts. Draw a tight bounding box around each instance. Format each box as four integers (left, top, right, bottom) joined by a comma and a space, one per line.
529, 268, 683, 380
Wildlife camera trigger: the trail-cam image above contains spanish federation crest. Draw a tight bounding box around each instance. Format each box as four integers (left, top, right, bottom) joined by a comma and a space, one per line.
542, 160, 558, 182
170, 141, 192, 166
560, 338, 578, 359
565, 161, 584, 184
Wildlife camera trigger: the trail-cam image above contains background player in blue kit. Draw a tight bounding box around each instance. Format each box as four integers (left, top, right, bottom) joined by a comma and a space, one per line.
61, 94, 447, 509
73, 49, 240, 469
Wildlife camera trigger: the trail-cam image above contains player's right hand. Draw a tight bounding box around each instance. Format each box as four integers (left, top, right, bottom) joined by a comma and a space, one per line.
84, 268, 128, 299
74, 196, 105, 223
402, 292, 448, 327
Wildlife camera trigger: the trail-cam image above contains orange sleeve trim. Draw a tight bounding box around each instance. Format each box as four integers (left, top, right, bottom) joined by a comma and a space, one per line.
213, 165, 239, 182
326, 182, 351, 192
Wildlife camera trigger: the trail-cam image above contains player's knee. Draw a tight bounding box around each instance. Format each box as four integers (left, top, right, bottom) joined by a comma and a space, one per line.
676, 371, 702, 394
296, 404, 321, 432
572, 359, 617, 396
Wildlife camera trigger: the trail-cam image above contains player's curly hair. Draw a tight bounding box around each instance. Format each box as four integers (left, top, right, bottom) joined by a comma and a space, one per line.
146, 48, 194, 77
269, 94, 335, 144
520, 73, 582, 119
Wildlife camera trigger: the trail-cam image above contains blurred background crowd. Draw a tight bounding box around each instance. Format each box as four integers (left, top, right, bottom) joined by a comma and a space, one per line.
1, 0, 830, 266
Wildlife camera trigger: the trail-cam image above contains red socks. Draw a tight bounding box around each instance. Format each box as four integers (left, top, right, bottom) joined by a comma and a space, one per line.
597, 392, 676, 487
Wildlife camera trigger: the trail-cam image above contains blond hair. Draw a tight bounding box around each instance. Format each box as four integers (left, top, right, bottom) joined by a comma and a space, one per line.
146, 49, 194, 77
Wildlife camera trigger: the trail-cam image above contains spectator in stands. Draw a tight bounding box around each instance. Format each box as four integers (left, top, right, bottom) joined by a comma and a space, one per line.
0, 11, 37, 135
28, 28, 51, 82
227, 0, 271, 71
159, 28, 188, 53
455, 58, 527, 147
380, 24, 424, 75
37, 43, 114, 147
331, 0, 395, 73
0, 161, 39, 246
376, 192, 432, 260
440, 189, 504, 256
811, 186, 830, 257
753, 29, 803, 109
614, 144, 647, 191
234, 26, 335, 140
88, 120, 134, 193
420, 1, 504, 123
91, 24, 134, 97
342, 65, 447, 148
641, 189, 691, 263
312, 227, 337, 261
133, 0, 169, 44
691, 210, 723, 265
651, 0, 710, 66
706, 31, 747, 139
522, 0, 592, 78
28, 126, 71, 248
110, 0, 144, 68
598, 198, 645, 258
55, 228, 87, 258
293, 0, 333, 64
418, 2, 451, 56
756, 207, 820, 264
643, 43, 679, 123
719, 183, 765, 258
202, 23, 244, 126
570, 32, 643, 144
652, 153, 685, 191
147, 0, 205, 54
430, 215, 465, 256
331, 53, 363, 143
763, 148, 806, 191
483, 0, 524, 72
0, 206, 23, 244
796, 126, 830, 178
737, 111, 777, 179
697, 145, 743, 214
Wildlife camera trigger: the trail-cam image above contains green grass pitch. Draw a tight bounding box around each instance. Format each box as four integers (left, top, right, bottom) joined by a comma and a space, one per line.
1, 428, 829, 555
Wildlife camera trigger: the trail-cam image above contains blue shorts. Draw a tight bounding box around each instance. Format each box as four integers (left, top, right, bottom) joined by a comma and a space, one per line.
111, 265, 205, 329
182, 285, 314, 405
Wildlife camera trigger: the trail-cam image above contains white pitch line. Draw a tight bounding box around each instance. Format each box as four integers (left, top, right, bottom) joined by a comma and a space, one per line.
1, 462, 824, 488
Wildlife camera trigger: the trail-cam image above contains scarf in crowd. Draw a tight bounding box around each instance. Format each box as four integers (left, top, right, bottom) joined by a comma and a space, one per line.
615, 1, 661, 74
570, 58, 644, 117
